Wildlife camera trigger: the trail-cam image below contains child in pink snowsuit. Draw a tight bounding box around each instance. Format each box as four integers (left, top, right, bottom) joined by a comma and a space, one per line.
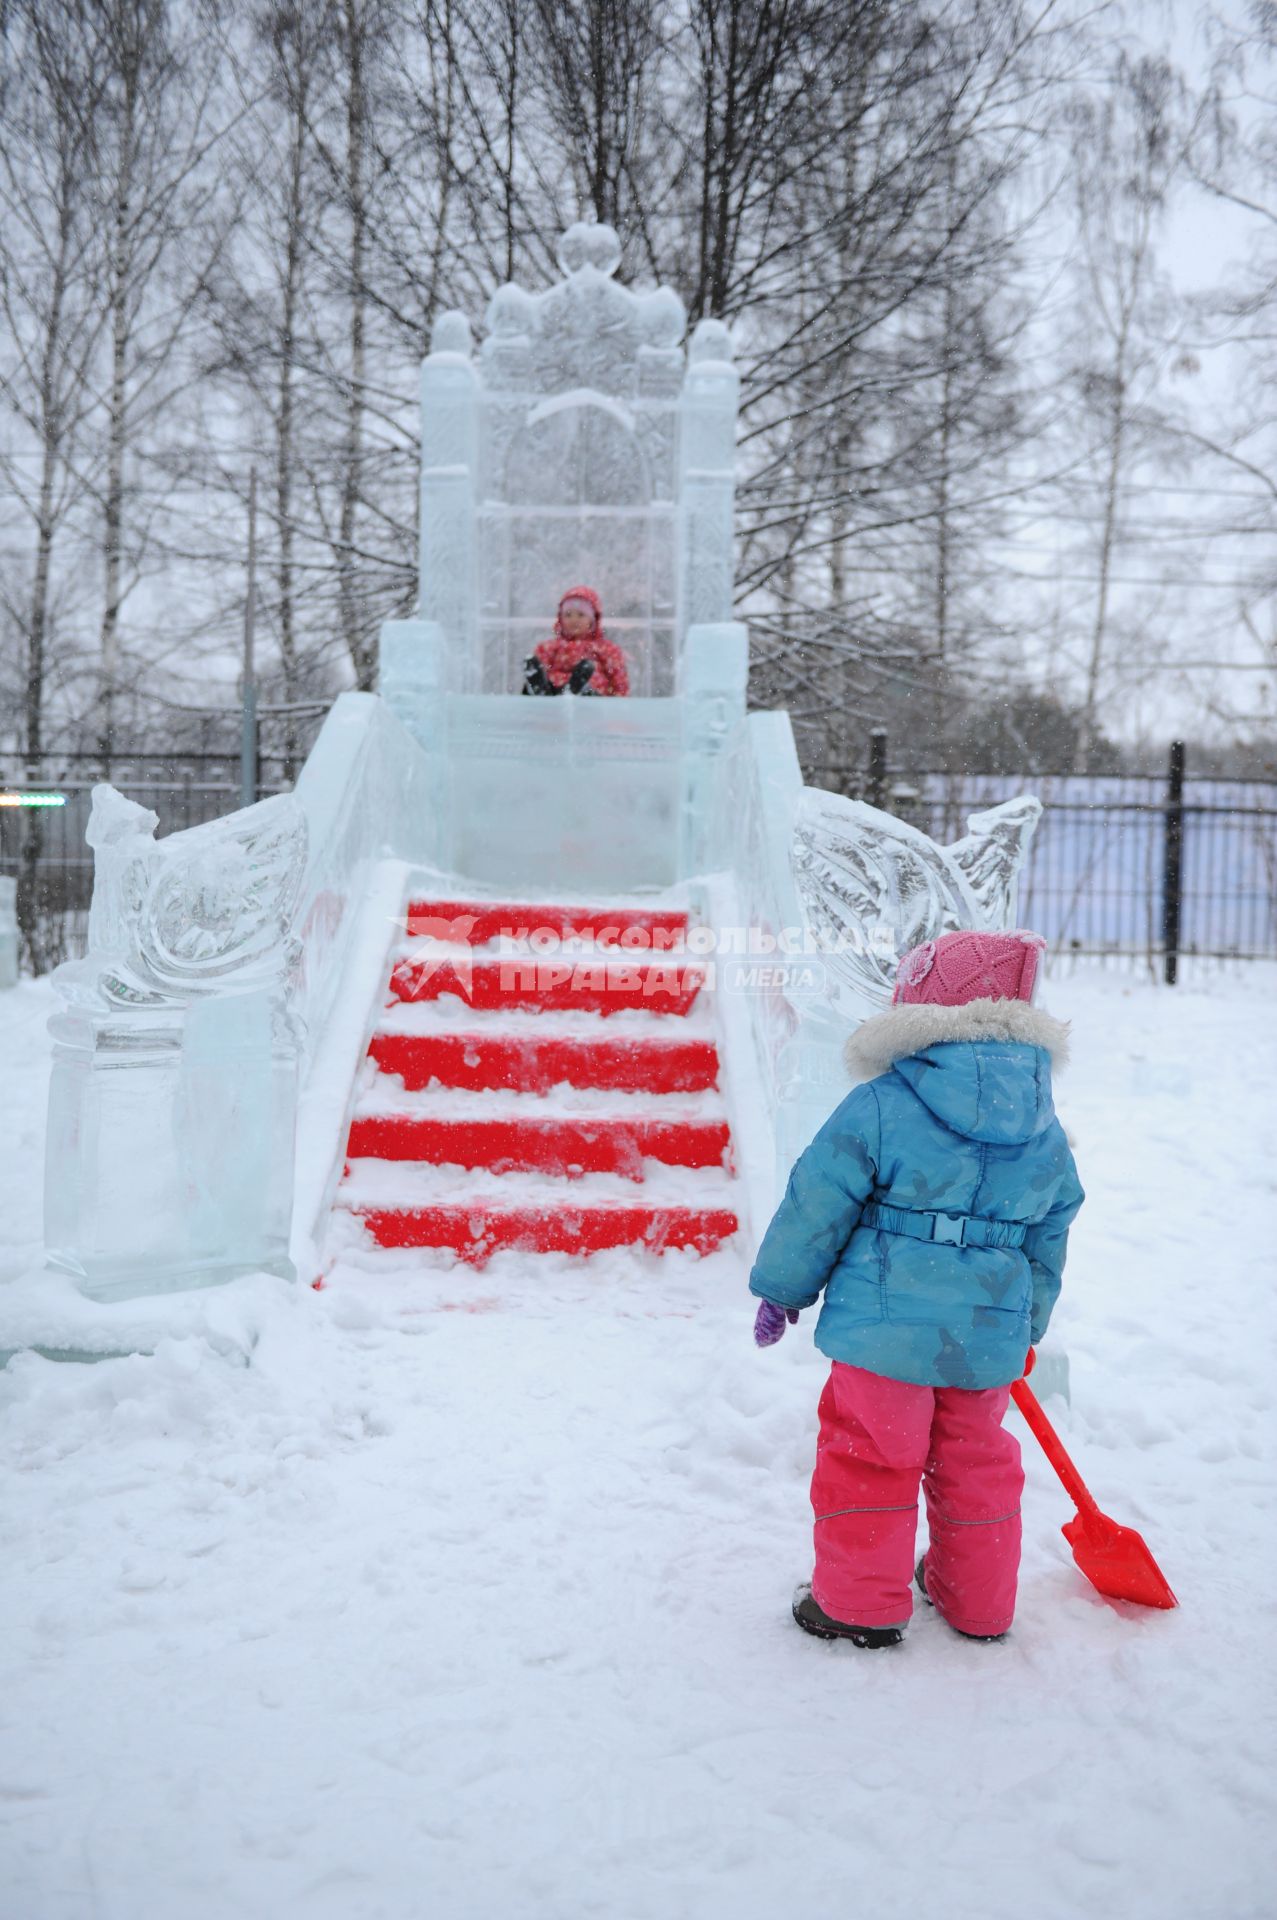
749, 930, 1084, 1649
523, 586, 631, 697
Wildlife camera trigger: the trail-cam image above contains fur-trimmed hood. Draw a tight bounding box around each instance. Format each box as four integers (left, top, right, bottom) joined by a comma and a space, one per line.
844, 997, 1070, 1083
749, 995, 1085, 1388
843, 998, 1069, 1147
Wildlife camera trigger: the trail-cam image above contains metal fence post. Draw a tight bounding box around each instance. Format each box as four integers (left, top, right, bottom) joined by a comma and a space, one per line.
240, 470, 259, 811
868, 729, 888, 811
1162, 739, 1185, 985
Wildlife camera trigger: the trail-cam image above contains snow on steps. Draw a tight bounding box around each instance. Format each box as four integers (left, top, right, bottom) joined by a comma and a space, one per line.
346, 1113, 733, 1176
332, 898, 741, 1267
366, 1030, 721, 1095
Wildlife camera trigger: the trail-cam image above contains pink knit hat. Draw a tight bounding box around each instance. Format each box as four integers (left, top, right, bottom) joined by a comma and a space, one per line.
892, 929, 1047, 1008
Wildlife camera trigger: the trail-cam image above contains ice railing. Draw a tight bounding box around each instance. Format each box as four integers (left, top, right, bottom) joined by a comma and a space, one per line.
44, 695, 432, 1301
734, 713, 1043, 1199
379, 614, 749, 894
409, 221, 738, 699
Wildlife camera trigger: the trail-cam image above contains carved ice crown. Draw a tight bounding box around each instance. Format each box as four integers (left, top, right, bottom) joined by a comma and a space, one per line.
557, 222, 623, 278
478, 224, 688, 399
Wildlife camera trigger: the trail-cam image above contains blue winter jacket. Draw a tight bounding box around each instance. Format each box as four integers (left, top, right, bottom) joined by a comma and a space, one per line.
749, 1003, 1084, 1389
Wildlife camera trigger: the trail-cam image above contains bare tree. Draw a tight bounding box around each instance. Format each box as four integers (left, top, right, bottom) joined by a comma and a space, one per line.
0, 4, 109, 762
86, 0, 234, 764
1062, 53, 1195, 770
714, 1, 1085, 773
528, 0, 665, 235
0, 2, 114, 968
1182, 4, 1277, 745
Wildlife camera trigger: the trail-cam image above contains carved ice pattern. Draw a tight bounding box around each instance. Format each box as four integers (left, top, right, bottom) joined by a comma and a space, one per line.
480, 225, 685, 404
678, 321, 740, 632
947, 797, 1044, 914
682, 489, 735, 626
791, 790, 1043, 1019
75, 784, 309, 1009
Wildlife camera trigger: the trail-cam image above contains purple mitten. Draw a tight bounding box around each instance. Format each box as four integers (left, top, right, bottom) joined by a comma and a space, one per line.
753, 1300, 800, 1347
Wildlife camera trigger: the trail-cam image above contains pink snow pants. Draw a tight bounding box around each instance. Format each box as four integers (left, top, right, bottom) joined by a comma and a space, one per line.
810, 1361, 1024, 1635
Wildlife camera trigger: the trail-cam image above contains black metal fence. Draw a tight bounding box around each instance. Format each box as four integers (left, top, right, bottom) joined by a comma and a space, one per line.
838, 737, 1277, 974
0, 752, 295, 975
3, 739, 1275, 977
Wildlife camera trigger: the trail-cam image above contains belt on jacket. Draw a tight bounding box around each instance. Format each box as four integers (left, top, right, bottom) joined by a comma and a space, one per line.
860, 1203, 1028, 1251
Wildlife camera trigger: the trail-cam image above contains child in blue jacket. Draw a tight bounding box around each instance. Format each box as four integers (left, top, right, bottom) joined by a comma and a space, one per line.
750, 929, 1084, 1648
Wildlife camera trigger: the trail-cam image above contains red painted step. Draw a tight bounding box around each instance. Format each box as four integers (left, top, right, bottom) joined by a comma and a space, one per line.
404, 900, 688, 948
333, 894, 738, 1270
389, 956, 703, 1016
367, 1031, 722, 1095
346, 1114, 733, 1178
353, 1203, 739, 1265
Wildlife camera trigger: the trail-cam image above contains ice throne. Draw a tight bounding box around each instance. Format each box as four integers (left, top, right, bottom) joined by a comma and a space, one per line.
378, 222, 745, 889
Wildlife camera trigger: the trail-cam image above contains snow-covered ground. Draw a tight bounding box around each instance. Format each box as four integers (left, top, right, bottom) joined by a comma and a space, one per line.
2, 966, 1275, 1920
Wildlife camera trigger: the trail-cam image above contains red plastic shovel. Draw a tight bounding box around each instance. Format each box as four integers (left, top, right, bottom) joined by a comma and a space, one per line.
1011, 1358, 1177, 1610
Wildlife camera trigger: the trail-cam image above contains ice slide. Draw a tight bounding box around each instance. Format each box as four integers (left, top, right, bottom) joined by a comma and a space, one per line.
36, 224, 1040, 1309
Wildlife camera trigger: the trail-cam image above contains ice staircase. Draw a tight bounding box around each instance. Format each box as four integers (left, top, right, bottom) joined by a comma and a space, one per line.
332, 897, 741, 1266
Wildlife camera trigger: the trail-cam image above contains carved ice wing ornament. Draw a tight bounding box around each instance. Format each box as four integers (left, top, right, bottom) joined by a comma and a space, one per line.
946, 796, 1043, 925
140, 797, 309, 991
82, 783, 309, 1007
791, 791, 1042, 1021
84, 785, 161, 960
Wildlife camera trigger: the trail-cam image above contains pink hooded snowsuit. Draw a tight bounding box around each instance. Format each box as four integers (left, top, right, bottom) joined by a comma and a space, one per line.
533, 587, 630, 697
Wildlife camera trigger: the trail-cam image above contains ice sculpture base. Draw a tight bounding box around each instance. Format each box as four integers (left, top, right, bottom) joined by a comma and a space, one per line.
45, 994, 299, 1306
0, 1265, 274, 1369
45, 1250, 296, 1307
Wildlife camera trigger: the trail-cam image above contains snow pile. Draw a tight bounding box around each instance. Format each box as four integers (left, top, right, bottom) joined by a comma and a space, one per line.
1, 967, 1275, 1919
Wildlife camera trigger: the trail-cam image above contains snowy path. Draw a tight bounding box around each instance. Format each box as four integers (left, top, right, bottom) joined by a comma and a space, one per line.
1, 969, 1275, 1920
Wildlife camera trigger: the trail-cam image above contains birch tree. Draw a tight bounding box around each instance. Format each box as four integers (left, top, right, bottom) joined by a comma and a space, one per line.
0, 2, 109, 968
1186, 4, 1277, 744
87, 0, 233, 764
1064, 54, 1194, 771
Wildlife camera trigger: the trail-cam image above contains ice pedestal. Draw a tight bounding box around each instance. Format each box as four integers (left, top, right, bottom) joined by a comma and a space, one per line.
379, 618, 449, 759
378, 619, 450, 872
45, 787, 307, 1301
39, 695, 446, 1307
46, 990, 298, 1300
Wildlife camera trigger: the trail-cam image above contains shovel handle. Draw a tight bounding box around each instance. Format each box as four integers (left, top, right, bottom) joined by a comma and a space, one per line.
1010, 1377, 1102, 1521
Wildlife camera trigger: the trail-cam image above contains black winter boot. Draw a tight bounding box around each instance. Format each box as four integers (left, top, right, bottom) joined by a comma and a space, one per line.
914, 1558, 1006, 1642
567, 657, 596, 695
522, 656, 559, 696
791, 1584, 904, 1649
